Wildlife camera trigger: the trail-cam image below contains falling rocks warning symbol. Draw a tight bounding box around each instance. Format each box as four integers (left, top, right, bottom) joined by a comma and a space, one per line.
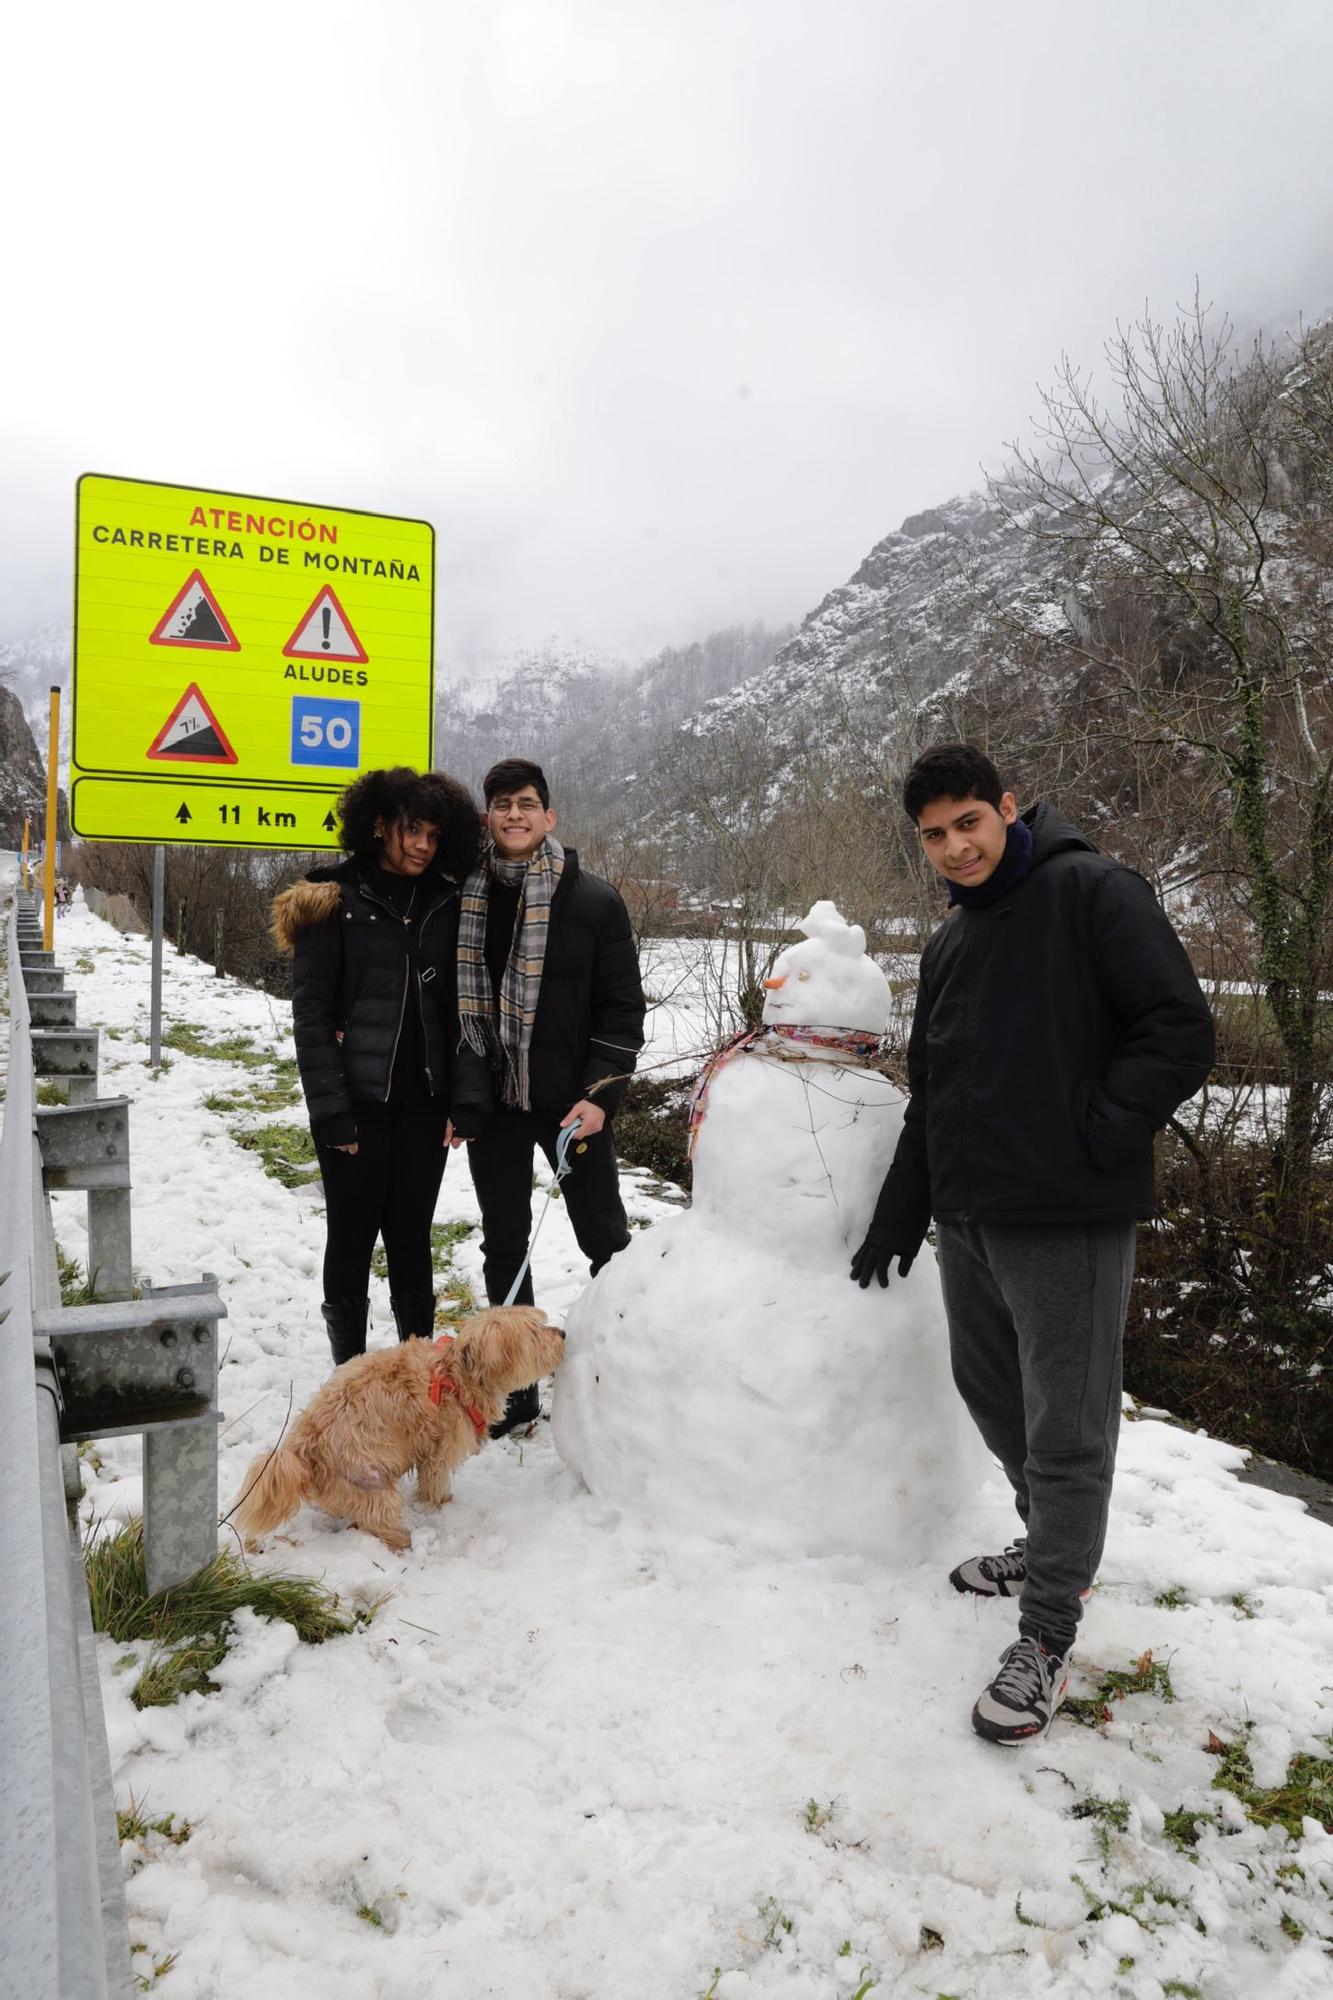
147, 684, 238, 764
149, 570, 241, 651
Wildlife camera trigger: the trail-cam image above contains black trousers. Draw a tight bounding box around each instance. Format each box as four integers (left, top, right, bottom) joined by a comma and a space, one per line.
316, 1099, 449, 1302
465, 1108, 630, 1306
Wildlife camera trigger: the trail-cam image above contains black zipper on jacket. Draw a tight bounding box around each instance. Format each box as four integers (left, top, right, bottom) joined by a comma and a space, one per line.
412, 897, 455, 1096
353, 876, 455, 1101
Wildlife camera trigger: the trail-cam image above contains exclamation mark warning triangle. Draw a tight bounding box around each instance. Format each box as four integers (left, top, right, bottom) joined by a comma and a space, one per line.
146, 683, 239, 764
149, 570, 241, 650
283, 585, 369, 663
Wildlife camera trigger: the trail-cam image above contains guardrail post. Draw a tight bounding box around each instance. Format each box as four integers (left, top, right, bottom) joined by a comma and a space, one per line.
37, 1099, 134, 1304
31, 1028, 100, 1107
34, 1282, 226, 1594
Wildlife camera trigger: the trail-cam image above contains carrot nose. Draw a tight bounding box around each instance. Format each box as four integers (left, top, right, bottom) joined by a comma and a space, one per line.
763, 975, 786, 989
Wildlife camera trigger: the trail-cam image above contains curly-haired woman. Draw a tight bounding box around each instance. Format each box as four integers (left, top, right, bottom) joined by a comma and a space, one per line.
271, 766, 485, 1365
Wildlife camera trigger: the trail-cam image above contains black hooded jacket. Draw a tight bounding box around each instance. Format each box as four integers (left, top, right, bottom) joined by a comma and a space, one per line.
273, 858, 471, 1147
867, 802, 1215, 1248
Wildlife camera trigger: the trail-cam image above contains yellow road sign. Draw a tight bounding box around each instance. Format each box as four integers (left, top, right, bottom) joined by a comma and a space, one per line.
71, 473, 435, 847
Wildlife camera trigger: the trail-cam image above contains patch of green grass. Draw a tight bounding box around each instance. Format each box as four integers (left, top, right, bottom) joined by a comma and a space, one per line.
85, 1517, 373, 1707
371, 1219, 478, 1323
76, 956, 95, 973
162, 1021, 269, 1066
1153, 1586, 1188, 1609
803, 1798, 835, 1833
1212, 1734, 1333, 1838
431, 1219, 475, 1262
1231, 1591, 1259, 1619
1067, 1872, 1192, 1930
56, 1244, 99, 1306
205, 1078, 301, 1113
1162, 1807, 1209, 1851
356, 1904, 384, 1928
36, 1080, 67, 1105
1065, 1650, 1176, 1728
1069, 1795, 1131, 1862
233, 1121, 320, 1187
437, 1272, 478, 1324
117, 1794, 192, 1846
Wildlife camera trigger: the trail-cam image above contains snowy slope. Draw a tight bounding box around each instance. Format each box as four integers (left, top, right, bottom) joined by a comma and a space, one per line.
675, 494, 1058, 758
10, 893, 1333, 1999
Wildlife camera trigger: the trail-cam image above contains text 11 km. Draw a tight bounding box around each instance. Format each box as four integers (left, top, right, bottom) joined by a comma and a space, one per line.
218, 804, 298, 828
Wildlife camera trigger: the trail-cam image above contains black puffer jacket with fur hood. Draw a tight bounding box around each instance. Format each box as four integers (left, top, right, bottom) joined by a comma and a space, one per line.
272, 858, 484, 1148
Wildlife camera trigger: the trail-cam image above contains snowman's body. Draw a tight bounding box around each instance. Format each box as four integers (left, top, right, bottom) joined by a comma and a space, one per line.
552, 903, 990, 1558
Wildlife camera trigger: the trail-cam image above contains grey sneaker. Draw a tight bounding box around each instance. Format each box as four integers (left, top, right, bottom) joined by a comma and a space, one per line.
950, 1539, 1027, 1597
971, 1636, 1070, 1745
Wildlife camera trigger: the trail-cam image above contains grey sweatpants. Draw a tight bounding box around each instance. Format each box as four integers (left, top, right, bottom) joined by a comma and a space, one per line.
935, 1219, 1136, 1654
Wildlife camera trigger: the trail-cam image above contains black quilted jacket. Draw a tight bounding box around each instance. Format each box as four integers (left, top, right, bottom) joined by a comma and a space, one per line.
273, 859, 473, 1148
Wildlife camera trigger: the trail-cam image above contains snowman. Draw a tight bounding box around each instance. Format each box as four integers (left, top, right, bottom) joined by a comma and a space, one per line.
552, 901, 991, 1558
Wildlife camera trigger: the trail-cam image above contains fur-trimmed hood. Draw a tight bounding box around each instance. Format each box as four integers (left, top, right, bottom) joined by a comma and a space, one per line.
270, 858, 465, 955
270, 878, 344, 955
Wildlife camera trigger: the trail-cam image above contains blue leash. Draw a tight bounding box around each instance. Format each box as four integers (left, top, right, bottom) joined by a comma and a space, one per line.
501, 1119, 586, 1307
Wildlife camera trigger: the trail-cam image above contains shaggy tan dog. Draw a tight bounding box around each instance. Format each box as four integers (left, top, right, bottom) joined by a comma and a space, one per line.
233, 1306, 564, 1552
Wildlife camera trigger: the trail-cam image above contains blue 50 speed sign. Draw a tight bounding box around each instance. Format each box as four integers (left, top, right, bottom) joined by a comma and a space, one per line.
290, 695, 361, 769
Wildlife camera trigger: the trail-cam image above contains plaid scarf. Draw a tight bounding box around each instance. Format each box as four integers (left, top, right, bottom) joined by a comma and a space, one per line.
457, 834, 565, 1109
686, 1021, 883, 1156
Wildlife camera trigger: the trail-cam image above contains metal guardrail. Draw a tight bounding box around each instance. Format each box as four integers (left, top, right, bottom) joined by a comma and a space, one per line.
0, 889, 226, 1997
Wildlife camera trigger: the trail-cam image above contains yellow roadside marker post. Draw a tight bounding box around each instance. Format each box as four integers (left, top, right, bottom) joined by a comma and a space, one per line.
43, 687, 60, 949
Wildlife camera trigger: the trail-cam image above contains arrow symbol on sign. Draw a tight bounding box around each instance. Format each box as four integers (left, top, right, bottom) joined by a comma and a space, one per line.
322, 811, 337, 831
175, 803, 193, 824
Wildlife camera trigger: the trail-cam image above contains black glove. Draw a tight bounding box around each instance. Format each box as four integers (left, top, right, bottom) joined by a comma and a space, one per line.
849, 1235, 917, 1289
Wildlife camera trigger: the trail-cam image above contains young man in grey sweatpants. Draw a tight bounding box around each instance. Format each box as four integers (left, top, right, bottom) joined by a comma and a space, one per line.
851, 744, 1214, 1745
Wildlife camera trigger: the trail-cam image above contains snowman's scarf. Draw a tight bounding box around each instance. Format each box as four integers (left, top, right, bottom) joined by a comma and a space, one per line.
687, 1022, 884, 1157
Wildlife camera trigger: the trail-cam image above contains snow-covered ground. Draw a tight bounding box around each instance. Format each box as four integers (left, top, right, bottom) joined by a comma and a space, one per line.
5, 886, 1332, 1999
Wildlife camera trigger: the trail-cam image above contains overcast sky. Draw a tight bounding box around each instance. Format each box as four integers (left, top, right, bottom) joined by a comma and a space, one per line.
3, 0, 1331, 678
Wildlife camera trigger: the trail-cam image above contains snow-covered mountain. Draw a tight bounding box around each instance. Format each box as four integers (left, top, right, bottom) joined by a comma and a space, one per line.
676, 491, 1062, 756
0, 622, 73, 772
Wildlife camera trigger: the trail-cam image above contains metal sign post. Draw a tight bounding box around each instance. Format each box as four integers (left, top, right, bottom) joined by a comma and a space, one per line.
149, 845, 165, 1069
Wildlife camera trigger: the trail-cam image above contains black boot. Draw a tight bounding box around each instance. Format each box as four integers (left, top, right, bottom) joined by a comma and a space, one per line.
488, 1382, 541, 1440
390, 1293, 437, 1343
322, 1297, 369, 1368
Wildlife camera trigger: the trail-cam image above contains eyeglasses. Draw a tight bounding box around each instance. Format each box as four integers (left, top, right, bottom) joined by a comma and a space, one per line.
490, 796, 546, 814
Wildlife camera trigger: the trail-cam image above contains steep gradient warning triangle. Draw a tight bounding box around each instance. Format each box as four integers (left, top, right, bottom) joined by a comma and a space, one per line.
146, 684, 239, 764
149, 570, 241, 650
283, 586, 369, 663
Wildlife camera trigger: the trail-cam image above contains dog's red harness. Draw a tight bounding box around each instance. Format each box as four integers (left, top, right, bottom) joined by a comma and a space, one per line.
428, 1334, 488, 1440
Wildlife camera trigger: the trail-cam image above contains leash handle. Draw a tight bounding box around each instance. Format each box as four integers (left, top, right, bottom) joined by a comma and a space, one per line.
501, 1117, 584, 1307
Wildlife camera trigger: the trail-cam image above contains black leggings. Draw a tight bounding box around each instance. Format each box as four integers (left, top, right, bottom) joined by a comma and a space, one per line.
316, 1099, 449, 1302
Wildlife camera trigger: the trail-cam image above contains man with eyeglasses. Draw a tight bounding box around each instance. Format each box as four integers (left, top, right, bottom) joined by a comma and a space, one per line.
450, 756, 646, 1434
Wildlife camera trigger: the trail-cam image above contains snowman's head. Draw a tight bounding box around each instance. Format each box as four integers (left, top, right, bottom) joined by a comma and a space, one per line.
761, 901, 890, 1033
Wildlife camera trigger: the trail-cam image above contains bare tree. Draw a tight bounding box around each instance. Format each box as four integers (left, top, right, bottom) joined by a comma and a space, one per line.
996, 299, 1333, 1288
